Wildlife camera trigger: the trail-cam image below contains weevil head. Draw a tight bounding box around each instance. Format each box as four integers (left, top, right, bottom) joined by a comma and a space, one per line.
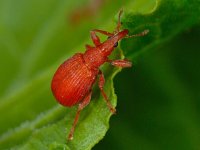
107, 36, 119, 48
100, 29, 129, 56
108, 29, 129, 47
98, 8, 149, 57
107, 36, 118, 47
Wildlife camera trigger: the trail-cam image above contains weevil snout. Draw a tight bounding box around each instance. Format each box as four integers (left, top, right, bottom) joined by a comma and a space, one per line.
107, 36, 118, 47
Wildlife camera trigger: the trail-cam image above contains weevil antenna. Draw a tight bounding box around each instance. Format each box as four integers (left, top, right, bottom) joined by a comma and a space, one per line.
125, 29, 149, 38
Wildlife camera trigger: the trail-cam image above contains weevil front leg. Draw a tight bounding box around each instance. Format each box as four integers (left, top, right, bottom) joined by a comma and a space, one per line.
98, 70, 116, 114
92, 29, 114, 37
91, 9, 123, 36
114, 8, 123, 34
90, 29, 114, 47
68, 91, 92, 141
90, 30, 101, 46
85, 44, 94, 50
88, 28, 115, 49
108, 59, 132, 68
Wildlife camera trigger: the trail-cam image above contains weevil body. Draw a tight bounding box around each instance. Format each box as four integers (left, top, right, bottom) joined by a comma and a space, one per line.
51, 10, 149, 140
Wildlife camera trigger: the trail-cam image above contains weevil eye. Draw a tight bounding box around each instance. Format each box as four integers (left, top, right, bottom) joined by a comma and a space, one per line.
114, 42, 118, 47
107, 36, 118, 48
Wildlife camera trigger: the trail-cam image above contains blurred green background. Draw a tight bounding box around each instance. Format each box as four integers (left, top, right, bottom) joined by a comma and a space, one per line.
0, 0, 200, 149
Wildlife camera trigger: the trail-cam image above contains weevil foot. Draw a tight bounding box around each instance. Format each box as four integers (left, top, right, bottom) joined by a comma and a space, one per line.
110, 107, 116, 114
68, 133, 73, 141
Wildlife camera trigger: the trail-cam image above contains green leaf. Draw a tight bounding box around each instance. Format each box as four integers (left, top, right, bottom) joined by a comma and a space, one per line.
121, 0, 200, 60
0, 0, 200, 149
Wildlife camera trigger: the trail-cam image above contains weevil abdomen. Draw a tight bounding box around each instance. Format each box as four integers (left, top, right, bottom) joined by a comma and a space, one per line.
51, 53, 98, 106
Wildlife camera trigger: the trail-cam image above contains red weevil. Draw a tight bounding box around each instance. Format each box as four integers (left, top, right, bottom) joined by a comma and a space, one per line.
51, 10, 149, 140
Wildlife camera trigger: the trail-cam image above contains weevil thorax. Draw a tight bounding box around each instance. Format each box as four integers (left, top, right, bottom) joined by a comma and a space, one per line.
83, 29, 129, 69
83, 47, 105, 69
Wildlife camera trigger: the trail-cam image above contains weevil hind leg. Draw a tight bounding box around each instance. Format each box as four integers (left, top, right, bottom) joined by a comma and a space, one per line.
98, 70, 116, 114
68, 91, 92, 141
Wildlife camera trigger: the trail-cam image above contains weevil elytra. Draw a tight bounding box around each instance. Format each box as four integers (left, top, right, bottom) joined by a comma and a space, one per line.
51, 10, 149, 140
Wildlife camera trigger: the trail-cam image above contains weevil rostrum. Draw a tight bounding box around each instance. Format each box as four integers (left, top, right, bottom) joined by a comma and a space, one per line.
51, 10, 149, 140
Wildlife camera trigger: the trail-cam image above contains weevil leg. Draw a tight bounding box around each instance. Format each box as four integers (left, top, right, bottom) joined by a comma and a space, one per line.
90, 9, 123, 42
98, 70, 116, 114
114, 9, 123, 34
90, 29, 115, 46
108, 59, 132, 68
68, 91, 92, 141
91, 29, 114, 37
85, 44, 94, 50
90, 30, 101, 46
